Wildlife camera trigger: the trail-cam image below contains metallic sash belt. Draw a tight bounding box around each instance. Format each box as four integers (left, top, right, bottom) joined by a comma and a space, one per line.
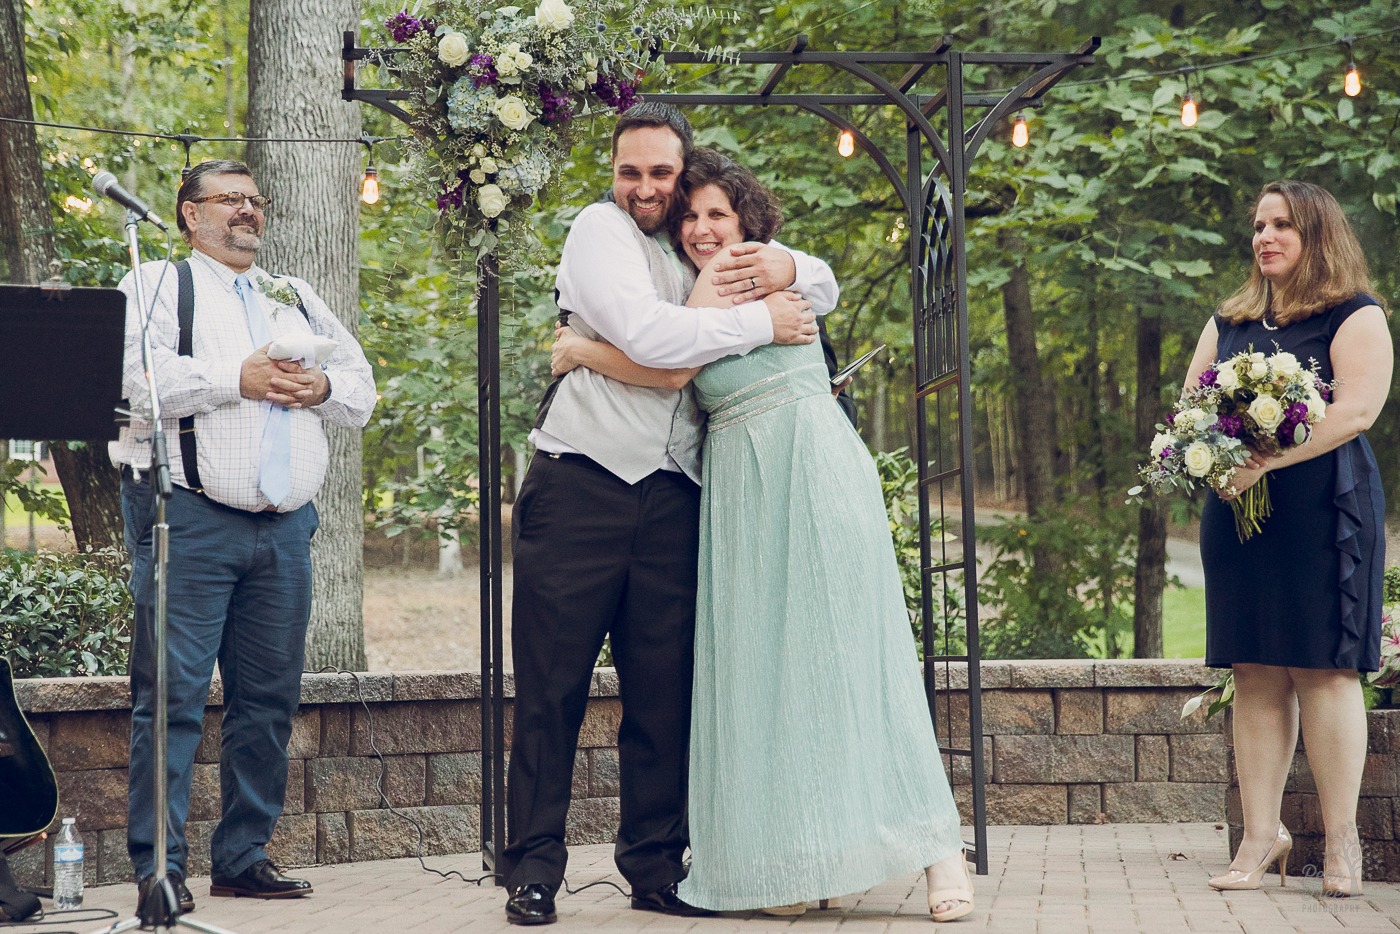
706, 363, 829, 433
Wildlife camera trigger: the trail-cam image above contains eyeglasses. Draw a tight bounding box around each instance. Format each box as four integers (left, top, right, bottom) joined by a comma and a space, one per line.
189, 191, 273, 211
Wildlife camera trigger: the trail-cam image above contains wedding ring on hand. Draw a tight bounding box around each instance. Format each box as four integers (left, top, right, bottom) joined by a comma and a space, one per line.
749, 276, 757, 290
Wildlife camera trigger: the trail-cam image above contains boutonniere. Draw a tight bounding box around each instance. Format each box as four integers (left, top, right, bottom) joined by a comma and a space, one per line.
254, 276, 299, 319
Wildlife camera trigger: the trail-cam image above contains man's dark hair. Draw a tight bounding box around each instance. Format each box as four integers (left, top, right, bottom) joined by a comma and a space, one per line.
611, 102, 693, 158
670, 147, 783, 245
176, 160, 255, 241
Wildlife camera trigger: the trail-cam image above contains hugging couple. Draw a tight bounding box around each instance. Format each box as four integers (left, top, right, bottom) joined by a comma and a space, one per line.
500, 102, 973, 926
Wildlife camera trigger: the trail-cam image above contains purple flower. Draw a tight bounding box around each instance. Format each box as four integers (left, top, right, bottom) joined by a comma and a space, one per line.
1159, 446, 1175, 461
1285, 402, 1308, 422
1213, 415, 1243, 437
1197, 368, 1218, 388
385, 11, 429, 42
539, 84, 574, 124
436, 172, 468, 213
591, 74, 640, 113
1316, 378, 1333, 402
470, 54, 499, 88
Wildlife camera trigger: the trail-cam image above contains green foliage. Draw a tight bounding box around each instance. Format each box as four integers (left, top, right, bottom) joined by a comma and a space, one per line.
0, 548, 132, 679
873, 448, 964, 658
1383, 566, 1400, 605
978, 499, 1138, 659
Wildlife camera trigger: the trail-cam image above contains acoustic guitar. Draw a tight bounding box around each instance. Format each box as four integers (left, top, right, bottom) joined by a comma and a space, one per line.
0, 657, 58, 840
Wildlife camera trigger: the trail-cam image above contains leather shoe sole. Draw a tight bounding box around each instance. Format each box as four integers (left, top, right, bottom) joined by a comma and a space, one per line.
209, 882, 311, 899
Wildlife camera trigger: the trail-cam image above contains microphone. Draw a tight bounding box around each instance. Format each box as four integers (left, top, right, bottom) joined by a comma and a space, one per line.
92, 171, 168, 230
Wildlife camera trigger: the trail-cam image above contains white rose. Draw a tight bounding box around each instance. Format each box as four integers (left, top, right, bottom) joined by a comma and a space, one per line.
271, 276, 292, 291
469, 169, 487, 184
477, 184, 508, 218
1247, 393, 1285, 431
571, 76, 587, 91
1150, 432, 1176, 458
1305, 389, 1326, 420
437, 31, 471, 67
1269, 351, 1301, 379
1183, 441, 1214, 478
495, 43, 533, 76
1216, 365, 1240, 391
1247, 351, 1268, 380
479, 156, 498, 173
472, 143, 487, 157
534, 0, 575, 31
494, 94, 535, 130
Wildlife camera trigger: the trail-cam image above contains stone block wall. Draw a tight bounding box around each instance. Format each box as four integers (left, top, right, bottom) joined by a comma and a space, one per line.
938, 659, 1228, 825
1226, 708, 1400, 883
11, 660, 1230, 888
9, 670, 623, 888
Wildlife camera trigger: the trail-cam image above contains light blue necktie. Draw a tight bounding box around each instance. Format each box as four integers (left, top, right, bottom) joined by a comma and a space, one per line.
235, 274, 292, 506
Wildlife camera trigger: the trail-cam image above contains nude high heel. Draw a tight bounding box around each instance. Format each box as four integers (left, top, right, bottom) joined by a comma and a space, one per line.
758, 903, 806, 916
1322, 845, 1364, 897
927, 854, 974, 923
1208, 823, 1291, 890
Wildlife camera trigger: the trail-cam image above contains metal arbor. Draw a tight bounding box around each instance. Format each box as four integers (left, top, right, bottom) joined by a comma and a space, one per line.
342, 32, 1098, 878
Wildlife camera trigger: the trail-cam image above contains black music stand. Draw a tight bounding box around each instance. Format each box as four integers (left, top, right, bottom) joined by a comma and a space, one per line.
0, 284, 125, 441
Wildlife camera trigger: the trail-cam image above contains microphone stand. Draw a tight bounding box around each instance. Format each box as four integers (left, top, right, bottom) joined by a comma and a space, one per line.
96, 212, 237, 934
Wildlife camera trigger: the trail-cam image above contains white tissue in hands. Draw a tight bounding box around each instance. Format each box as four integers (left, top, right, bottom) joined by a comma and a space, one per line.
267, 336, 337, 367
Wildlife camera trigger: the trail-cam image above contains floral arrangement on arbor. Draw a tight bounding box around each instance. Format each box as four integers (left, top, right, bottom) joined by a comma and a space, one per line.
1129, 347, 1332, 542
384, 0, 705, 259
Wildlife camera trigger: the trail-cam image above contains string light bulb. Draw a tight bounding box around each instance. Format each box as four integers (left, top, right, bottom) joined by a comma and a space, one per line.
1180, 93, 1198, 128
361, 165, 380, 204
1011, 113, 1029, 148
359, 136, 382, 205
837, 129, 855, 158
1344, 62, 1361, 97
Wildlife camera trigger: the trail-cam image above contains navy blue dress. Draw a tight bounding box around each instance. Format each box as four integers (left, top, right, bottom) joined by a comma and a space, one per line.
1201, 294, 1386, 672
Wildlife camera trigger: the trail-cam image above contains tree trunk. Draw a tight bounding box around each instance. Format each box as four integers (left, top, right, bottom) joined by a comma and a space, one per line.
1133, 308, 1167, 658
247, 0, 366, 670
999, 230, 1059, 518
0, 0, 124, 553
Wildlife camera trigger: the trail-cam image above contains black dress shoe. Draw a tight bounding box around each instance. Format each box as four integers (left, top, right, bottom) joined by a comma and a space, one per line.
137, 871, 195, 914
505, 883, 557, 925
209, 860, 312, 899
630, 882, 715, 917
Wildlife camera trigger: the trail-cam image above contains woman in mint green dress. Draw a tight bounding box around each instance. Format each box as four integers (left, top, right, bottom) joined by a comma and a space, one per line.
551, 148, 972, 922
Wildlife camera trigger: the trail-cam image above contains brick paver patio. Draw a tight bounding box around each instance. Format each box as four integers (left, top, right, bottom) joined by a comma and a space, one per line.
11, 824, 1398, 933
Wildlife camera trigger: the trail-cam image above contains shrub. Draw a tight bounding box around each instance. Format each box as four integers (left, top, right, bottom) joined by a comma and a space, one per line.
0, 548, 132, 679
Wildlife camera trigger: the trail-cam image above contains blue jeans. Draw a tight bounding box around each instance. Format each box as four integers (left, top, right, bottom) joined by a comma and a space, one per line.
122, 472, 317, 879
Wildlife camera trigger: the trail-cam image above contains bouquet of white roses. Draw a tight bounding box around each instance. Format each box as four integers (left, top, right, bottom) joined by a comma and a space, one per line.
1130, 347, 1332, 541
384, 0, 707, 260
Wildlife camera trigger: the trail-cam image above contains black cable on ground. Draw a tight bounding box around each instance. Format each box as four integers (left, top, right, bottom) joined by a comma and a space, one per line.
0, 906, 118, 933
309, 667, 501, 886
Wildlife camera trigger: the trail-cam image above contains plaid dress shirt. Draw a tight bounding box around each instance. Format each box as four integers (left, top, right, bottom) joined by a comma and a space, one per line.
108, 250, 377, 512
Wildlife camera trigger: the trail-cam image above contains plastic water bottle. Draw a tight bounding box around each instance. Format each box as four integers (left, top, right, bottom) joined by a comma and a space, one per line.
53, 817, 84, 909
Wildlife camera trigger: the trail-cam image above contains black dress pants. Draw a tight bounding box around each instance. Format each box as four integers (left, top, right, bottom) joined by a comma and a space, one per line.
501, 453, 701, 895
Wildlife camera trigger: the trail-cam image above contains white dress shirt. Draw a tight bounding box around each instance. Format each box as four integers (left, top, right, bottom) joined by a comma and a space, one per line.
108, 250, 377, 513
533, 202, 841, 464
554, 202, 840, 369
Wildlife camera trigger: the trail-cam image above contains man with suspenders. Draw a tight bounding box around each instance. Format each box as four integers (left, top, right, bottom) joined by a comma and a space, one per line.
109, 160, 375, 909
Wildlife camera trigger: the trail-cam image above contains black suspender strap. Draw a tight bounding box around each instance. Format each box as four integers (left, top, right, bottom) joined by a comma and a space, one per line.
174, 259, 204, 492
172, 261, 312, 493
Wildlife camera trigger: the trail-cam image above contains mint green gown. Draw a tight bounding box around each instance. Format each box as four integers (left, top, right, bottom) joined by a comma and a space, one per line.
676, 340, 965, 911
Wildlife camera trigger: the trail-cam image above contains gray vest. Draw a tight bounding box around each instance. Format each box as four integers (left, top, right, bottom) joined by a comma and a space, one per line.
538, 205, 704, 484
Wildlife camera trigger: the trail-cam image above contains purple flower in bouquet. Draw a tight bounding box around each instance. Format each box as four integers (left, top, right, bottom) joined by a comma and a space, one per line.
592, 74, 639, 113
1198, 368, 1218, 388
385, 11, 430, 42
470, 54, 499, 89
1317, 378, 1333, 402
1214, 414, 1243, 437
539, 84, 574, 124
436, 172, 468, 213
1159, 445, 1175, 462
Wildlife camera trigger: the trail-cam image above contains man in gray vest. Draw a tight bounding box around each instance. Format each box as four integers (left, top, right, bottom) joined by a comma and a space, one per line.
501, 104, 834, 925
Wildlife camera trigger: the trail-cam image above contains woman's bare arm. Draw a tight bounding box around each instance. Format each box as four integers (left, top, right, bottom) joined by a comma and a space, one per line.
552, 325, 699, 390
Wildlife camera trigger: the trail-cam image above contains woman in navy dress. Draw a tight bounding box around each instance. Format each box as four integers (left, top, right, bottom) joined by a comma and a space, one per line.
1183, 180, 1391, 896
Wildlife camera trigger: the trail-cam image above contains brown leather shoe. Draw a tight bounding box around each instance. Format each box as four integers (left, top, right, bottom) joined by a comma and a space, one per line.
209, 860, 312, 899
